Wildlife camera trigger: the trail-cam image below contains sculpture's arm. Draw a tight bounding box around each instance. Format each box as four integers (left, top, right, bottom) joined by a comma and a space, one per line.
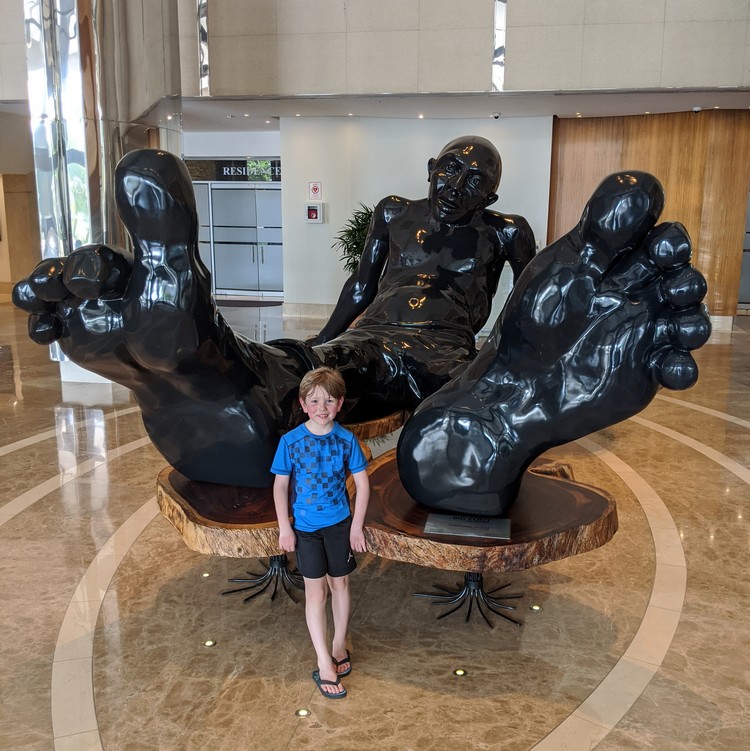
505, 215, 537, 284
310, 198, 392, 344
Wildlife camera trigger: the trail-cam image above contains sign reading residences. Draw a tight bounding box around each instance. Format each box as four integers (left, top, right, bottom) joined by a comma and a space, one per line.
186, 159, 282, 182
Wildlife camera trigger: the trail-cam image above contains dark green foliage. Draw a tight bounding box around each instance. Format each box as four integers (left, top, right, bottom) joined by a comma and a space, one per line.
332, 203, 374, 274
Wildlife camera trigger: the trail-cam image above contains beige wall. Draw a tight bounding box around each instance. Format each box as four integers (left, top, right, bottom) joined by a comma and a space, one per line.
3, 0, 750, 102
0, 0, 26, 100
505, 0, 750, 91
206, 0, 495, 96
178, 0, 200, 96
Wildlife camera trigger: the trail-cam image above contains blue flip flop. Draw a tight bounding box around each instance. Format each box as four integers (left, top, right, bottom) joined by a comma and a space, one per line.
332, 650, 352, 677
312, 670, 347, 699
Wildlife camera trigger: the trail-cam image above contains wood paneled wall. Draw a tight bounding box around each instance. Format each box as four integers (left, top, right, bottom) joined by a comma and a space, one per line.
549, 111, 750, 317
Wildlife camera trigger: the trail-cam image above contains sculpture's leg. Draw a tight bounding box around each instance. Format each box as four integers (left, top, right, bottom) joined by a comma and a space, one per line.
111, 151, 312, 485
397, 172, 711, 516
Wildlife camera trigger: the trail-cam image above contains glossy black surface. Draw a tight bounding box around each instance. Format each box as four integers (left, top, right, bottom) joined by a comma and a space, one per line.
13, 143, 710, 515
397, 172, 710, 515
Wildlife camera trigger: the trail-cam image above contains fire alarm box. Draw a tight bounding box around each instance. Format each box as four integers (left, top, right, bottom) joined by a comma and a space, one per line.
304, 202, 324, 223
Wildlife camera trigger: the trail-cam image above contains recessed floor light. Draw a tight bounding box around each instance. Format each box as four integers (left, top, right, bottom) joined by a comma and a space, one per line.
295, 708, 311, 718
202, 639, 217, 647
529, 604, 542, 612
453, 668, 467, 677
201, 572, 210, 578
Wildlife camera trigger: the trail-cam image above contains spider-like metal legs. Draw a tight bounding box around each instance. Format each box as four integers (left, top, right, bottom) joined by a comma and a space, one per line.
222, 554, 304, 604
415, 572, 523, 628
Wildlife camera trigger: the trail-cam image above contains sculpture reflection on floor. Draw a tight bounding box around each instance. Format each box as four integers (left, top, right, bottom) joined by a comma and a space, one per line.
13, 137, 710, 517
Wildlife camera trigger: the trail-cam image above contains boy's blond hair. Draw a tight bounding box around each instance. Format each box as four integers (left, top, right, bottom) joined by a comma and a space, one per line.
299, 366, 346, 401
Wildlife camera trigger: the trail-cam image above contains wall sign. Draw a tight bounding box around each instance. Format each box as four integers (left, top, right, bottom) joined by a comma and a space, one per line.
185, 158, 282, 181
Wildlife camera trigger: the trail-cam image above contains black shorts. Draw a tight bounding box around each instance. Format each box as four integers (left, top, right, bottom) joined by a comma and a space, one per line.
294, 516, 356, 580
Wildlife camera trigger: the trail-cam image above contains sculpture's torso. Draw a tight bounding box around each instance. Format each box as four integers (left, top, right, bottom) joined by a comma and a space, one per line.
356, 197, 528, 336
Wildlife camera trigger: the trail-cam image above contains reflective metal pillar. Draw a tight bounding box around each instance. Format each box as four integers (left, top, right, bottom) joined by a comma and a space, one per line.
23, 0, 181, 365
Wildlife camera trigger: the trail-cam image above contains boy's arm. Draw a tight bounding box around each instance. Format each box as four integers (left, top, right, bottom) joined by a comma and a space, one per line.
349, 469, 370, 553
273, 474, 296, 552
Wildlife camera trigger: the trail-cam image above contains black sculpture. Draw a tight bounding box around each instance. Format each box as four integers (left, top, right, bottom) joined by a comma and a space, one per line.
12, 138, 710, 517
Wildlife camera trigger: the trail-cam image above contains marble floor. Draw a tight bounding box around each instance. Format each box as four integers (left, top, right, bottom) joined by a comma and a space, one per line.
1, 302, 748, 751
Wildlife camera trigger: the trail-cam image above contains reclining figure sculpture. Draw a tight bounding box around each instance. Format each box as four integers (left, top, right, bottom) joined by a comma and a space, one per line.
13, 136, 710, 516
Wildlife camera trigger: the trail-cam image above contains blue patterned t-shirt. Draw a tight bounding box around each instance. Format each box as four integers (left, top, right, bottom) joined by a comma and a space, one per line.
271, 422, 368, 532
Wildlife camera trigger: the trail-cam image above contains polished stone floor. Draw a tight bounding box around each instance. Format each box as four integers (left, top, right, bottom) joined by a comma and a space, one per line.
1, 302, 748, 751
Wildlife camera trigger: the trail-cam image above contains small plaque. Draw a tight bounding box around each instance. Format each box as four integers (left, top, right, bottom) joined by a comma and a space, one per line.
424, 514, 511, 540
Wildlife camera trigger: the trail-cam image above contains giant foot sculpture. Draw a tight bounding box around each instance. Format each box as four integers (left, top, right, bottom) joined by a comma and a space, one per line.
13, 150, 710, 516
397, 173, 710, 515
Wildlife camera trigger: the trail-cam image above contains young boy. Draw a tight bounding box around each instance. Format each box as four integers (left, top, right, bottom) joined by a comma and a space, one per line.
272, 367, 370, 699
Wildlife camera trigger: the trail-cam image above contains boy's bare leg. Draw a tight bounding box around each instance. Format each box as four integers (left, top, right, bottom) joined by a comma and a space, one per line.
304, 577, 342, 694
327, 575, 352, 673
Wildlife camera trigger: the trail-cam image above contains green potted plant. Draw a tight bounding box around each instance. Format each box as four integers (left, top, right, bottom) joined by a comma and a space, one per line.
332, 203, 374, 273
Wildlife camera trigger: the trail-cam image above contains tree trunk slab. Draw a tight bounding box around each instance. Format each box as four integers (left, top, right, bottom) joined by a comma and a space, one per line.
157, 450, 616, 572
157, 469, 281, 558
364, 450, 617, 574
344, 410, 408, 440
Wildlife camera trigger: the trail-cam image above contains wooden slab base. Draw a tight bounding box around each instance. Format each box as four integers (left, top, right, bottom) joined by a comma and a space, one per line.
364, 450, 618, 574
344, 410, 408, 440
158, 449, 617, 576
157, 469, 280, 558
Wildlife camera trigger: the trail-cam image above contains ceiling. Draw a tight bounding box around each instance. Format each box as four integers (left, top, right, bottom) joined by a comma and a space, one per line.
172, 88, 750, 132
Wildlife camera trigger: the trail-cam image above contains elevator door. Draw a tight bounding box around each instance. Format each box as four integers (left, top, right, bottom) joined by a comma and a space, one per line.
202, 182, 283, 296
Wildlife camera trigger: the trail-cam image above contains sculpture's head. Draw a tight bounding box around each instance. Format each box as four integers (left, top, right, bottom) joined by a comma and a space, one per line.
427, 136, 502, 224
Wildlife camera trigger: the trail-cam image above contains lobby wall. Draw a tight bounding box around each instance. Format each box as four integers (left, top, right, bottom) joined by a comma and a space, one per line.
279, 116, 553, 321
505, 0, 750, 92
206, 0, 495, 96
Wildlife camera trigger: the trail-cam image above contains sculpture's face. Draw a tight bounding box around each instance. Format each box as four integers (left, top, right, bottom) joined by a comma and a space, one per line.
427, 141, 500, 224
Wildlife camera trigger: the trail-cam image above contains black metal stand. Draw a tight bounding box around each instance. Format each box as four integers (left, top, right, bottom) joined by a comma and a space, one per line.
221, 554, 304, 604
415, 572, 523, 628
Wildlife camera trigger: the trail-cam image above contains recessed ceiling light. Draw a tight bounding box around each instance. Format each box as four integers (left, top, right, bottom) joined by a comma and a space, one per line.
244, 113, 249, 117
348, 113, 354, 116
418, 113, 424, 119
265, 120, 271, 124
295, 113, 301, 117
